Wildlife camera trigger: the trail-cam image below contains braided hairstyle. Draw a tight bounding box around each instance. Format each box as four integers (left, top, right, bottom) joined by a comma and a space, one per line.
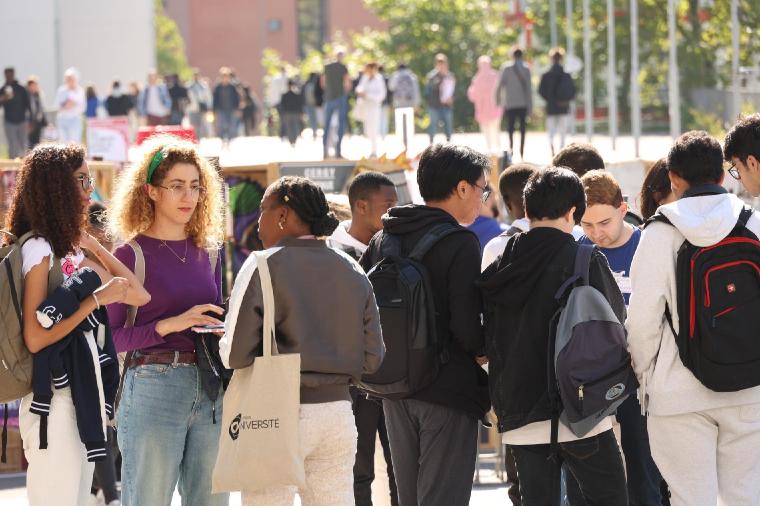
270, 176, 339, 237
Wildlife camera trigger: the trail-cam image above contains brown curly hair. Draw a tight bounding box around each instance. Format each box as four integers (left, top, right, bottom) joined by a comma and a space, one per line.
4, 144, 87, 258
107, 135, 224, 249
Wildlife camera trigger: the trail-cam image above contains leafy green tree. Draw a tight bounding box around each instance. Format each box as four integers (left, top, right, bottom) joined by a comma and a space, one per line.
155, 0, 192, 81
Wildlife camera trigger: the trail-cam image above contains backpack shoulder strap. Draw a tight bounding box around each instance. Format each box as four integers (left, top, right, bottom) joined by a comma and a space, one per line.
408, 223, 468, 262
644, 213, 673, 229
124, 240, 145, 329
738, 206, 753, 228
554, 243, 595, 300
209, 247, 219, 274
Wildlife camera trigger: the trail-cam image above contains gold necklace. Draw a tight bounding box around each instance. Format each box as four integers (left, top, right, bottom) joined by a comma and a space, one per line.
160, 239, 188, 263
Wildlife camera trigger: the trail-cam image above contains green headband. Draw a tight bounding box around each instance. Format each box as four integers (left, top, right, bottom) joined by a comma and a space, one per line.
146, 148, 168, 184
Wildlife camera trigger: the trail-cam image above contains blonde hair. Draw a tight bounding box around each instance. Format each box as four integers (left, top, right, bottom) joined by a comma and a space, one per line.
107, 135, 224, 249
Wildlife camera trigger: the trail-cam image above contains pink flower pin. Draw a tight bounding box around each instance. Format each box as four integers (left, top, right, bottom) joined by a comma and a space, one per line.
61, 258, 76, 277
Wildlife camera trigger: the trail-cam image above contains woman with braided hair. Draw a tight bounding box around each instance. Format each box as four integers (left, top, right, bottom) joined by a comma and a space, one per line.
221, 176, 385, 506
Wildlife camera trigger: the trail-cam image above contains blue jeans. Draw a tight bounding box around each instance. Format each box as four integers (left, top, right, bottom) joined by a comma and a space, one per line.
323, 96, 348, 157
117, 364, 227, 506
428, 106, 452, 143
216, 110, 235, 141
305, 105, 319, 137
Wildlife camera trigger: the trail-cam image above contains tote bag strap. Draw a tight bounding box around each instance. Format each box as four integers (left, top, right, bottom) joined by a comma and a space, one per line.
254, 251, 278, 357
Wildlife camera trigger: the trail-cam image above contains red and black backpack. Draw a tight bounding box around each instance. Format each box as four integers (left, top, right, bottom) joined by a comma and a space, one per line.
648, 205, 760, 392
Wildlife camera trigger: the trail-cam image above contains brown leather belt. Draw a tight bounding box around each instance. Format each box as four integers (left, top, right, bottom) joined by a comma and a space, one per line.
131, 351, 196, 367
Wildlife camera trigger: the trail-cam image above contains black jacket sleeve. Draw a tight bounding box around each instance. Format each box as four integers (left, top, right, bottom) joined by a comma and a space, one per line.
446, 233, 485, 356
589, 250, 627, 324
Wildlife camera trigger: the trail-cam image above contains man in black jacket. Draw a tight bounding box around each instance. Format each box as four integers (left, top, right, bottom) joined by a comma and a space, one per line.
539, 49, 576, 156
360, 144, 490, 506
1, 67, 30, 158
479, 167, 627, 505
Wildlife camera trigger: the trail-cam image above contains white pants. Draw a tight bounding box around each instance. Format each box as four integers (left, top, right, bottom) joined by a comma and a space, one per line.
362, 105, 382, 157
20, 388, 94, 506
648, 403, 760, 506
242, 401, 357, 506
394, 107, 415, 145
57, 114, 83, 143
479, 119, 501, 154
546, 114, 569, 153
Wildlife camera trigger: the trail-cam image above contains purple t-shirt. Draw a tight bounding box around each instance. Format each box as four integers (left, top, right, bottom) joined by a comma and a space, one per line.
107, 235, 222, 353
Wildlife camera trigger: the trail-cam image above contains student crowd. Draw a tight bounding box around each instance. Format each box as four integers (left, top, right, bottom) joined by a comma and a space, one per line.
3, 113, 760, 506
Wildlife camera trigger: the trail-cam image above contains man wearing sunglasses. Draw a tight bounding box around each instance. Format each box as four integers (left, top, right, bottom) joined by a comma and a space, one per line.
724, 113, 760, 196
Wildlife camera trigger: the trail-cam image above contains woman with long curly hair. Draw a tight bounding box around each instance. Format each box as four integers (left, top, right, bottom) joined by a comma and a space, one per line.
4, 143, 150, 506
106, 135, 228, 505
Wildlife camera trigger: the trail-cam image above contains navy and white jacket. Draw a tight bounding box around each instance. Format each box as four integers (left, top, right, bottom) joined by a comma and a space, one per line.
30, 268, 119, 462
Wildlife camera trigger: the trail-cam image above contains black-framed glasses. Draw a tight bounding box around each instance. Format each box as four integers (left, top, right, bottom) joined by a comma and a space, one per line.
728, 164, 741, 180
76, 174, 95, 192
471, 182, 491, 203
157, 184, 206, 199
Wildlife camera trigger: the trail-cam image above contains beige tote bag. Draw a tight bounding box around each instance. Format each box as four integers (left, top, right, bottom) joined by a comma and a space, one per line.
212, 251, 304, 493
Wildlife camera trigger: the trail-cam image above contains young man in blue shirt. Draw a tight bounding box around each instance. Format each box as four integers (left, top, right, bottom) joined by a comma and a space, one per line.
579, 169, 663, 505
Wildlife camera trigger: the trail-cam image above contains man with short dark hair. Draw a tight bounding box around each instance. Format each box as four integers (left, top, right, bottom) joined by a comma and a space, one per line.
480, 166, 628, 506
105, 80, 133, 117
552, 142, 605, 177
1, 67, 30, 158
26, 76, 47, 149
328, 171, 399, 506
627, 130, 760, 505
482, 163, 537, 270
724, 113, 760, 196
360, 144, 490, 506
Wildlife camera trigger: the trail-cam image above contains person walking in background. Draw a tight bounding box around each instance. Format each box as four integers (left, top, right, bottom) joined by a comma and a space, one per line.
241, 84, 260, 137
378, 65, 391, 139
137, 70, 171, 127
56, 68, 86, 143
105, 81, 133, 117
167, 74, 189, 126
356, 63, 387, 158
85, 85, 99, 119
26, 76, 47, 149
468, 55, 503, 155
221, 176, 385, 506
1, 67, 30, 158
496, 48, 532, 159
425, 54, 456, 144
388, 63, 420, 148
213, 67, 240, 147
280, 80, 304, 147
303, 72, 324, 140
539, 48, 576, 156
187, 70, 212, 139
322, 48, 351, 159
267, 66, 289, 140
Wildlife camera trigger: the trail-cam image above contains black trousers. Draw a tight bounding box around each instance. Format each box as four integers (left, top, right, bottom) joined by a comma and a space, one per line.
511, 430, 628, 506
505, 445, 522, 506
383, 398, 478, 506
353, 394, 398, 506
91, 426, 120, 503
505, 107, 528, 157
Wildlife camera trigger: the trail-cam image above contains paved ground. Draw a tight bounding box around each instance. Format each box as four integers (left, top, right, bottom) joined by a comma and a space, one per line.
187, 129, 675, 168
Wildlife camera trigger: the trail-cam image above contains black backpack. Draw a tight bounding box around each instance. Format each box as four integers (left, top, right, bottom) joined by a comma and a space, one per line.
356, 223, 467, 399
648, 206, 760, 392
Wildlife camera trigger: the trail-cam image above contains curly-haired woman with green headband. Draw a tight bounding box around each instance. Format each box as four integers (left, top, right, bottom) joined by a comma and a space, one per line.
106, 135, 229, 505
